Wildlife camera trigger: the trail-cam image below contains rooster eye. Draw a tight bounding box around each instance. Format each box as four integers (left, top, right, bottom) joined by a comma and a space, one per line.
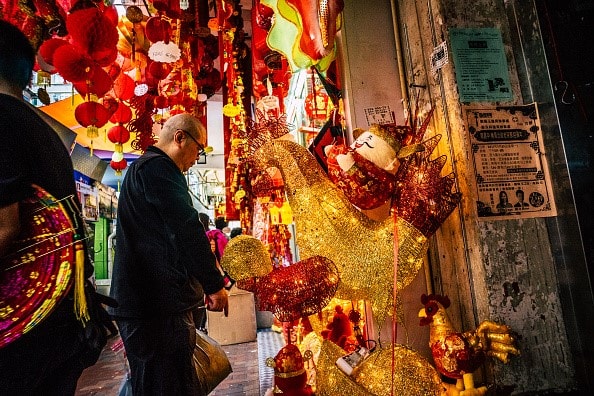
425, 302, 438, 316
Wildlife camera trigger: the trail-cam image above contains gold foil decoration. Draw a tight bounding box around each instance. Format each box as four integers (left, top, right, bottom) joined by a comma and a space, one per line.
221, 235, 273, 280
353, 345, 444, 396
315, 341, 443, 396
316, 340, 372, 396
252, 139, 428, 323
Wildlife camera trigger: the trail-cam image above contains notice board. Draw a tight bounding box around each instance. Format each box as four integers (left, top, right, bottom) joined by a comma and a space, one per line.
450, 28, 513, 103
464, 103, 557, 220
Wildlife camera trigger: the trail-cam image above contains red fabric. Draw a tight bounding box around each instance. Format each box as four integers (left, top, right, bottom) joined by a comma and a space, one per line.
326, 144, 397, 210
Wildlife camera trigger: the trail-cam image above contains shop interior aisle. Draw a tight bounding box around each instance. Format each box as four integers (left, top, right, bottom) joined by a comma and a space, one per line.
75, 328, 283, 396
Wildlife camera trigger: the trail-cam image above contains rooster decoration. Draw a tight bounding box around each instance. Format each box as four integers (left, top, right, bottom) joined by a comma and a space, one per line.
419, 294, 520, 396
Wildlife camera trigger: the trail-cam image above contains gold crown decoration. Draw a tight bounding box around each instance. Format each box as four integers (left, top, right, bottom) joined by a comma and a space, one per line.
243, 109, 292, 156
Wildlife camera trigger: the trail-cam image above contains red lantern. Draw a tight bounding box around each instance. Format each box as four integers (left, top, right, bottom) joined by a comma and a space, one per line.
148, 61, 172, 80
154, 95, 168, 109
110, 159, 127, 176
113, 74, 135, 101
67, 8, 118, 55
107, 125, 131, 144
73, 66, 113, 97
109, 102, 133, 124
102, 97, 119, 115
145, 17, 171, 43
75, 101, 110, 139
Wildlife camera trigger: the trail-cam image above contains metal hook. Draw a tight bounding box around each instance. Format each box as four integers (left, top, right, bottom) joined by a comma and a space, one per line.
554, 81, 575, 105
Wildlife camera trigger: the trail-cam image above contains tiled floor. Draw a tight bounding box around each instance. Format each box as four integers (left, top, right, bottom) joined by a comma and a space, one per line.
75, 328, 284, 396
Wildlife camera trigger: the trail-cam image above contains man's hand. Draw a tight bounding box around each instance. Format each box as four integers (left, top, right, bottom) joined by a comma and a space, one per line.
206, 288, 229, 317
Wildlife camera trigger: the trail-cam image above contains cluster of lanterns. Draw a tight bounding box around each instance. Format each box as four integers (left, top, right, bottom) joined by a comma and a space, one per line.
5, 0, 234, 176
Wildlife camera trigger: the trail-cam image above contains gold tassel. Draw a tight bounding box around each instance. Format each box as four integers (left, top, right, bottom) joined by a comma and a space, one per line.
74, 241, 90, 325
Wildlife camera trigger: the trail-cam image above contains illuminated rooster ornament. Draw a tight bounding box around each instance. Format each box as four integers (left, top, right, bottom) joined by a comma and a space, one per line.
242, 109, 461, 323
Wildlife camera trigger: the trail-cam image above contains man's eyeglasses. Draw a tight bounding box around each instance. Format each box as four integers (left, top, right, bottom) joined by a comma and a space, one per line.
181, 130, 206, 156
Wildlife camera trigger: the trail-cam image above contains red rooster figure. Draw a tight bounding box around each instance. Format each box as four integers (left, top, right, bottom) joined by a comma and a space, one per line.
419, 294, 520, 396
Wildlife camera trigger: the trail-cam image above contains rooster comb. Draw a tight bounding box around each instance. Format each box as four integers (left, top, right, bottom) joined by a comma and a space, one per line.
421, 293, 451, 308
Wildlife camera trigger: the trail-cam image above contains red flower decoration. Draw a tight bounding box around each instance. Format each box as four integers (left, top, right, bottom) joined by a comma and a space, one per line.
255, 256, 340, 322
52, 44, 95, 82
38, 38, 68, 67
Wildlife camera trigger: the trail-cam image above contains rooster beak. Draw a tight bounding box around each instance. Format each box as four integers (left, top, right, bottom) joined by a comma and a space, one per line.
418, 308, 427, 318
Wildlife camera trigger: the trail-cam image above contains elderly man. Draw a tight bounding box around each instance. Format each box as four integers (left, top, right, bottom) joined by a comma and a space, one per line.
110, 113, 229, 395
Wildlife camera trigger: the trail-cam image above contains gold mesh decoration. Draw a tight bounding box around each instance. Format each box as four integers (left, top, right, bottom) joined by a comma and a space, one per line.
316, 340, 372, 396
221, 235, 273, 280
252, 139, 428, 323
316, 341, 443, 396
352, 344, 444, 396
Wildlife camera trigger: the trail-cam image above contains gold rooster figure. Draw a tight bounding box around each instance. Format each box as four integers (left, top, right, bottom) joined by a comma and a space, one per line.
419, 294, 520, 396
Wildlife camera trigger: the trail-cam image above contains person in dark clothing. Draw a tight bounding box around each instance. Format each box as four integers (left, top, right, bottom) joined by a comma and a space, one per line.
0, 20, 107, 395
230, 227, 243, 239
109, 113, 229, 395
204, 214, 235, 290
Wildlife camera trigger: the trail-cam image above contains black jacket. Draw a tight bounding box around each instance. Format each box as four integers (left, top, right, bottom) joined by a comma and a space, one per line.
109, 146, 224, 318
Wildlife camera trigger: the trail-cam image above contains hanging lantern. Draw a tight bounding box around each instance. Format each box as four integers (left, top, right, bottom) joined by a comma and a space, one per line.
73, 66, 113, 97
154, 95, 168, 109
38, 38, 68, 68
66, 8, 119, 58
113, 73, 136, 101
109, 101, 133, 124
110, 159, 127, 176
145, 17, 171, 43
74, 101, 110, 140
148, 61, 172, 80
107, 125, 131, 145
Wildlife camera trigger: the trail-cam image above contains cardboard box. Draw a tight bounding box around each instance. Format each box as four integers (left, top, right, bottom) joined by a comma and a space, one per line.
207, 288, 257, 345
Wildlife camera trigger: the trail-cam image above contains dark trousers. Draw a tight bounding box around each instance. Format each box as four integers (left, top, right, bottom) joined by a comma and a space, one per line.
116, 311, 204, 396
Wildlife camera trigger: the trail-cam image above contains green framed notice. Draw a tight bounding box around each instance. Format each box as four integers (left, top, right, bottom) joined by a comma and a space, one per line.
449, 28, 513, 103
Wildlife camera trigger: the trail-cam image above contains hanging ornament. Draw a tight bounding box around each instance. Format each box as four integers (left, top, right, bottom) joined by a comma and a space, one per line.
72, 66, 113, 98
107, 125, 131, 145
113, 73, 136, 101
145, 17, 172, 43
52, 44, 95, 82
74, 100, 110, 141
110, 159, 128, 176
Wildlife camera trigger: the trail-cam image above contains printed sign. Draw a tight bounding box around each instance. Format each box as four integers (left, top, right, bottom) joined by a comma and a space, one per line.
148, 41, 181, 63
364, 106, 395, 126
464, 103, 557, 220
431, 41, 449, 73
450, 28, 513, 102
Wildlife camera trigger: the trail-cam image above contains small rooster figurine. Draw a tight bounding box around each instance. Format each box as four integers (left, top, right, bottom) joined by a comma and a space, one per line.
419, 294, 520, 396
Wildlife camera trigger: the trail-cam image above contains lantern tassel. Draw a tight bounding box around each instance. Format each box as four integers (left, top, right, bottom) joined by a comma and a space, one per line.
74, 241, 90, 325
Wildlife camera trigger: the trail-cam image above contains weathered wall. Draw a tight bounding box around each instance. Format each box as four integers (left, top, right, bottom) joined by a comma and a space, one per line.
393, 0, 589, 393
336, 0, 593, 393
